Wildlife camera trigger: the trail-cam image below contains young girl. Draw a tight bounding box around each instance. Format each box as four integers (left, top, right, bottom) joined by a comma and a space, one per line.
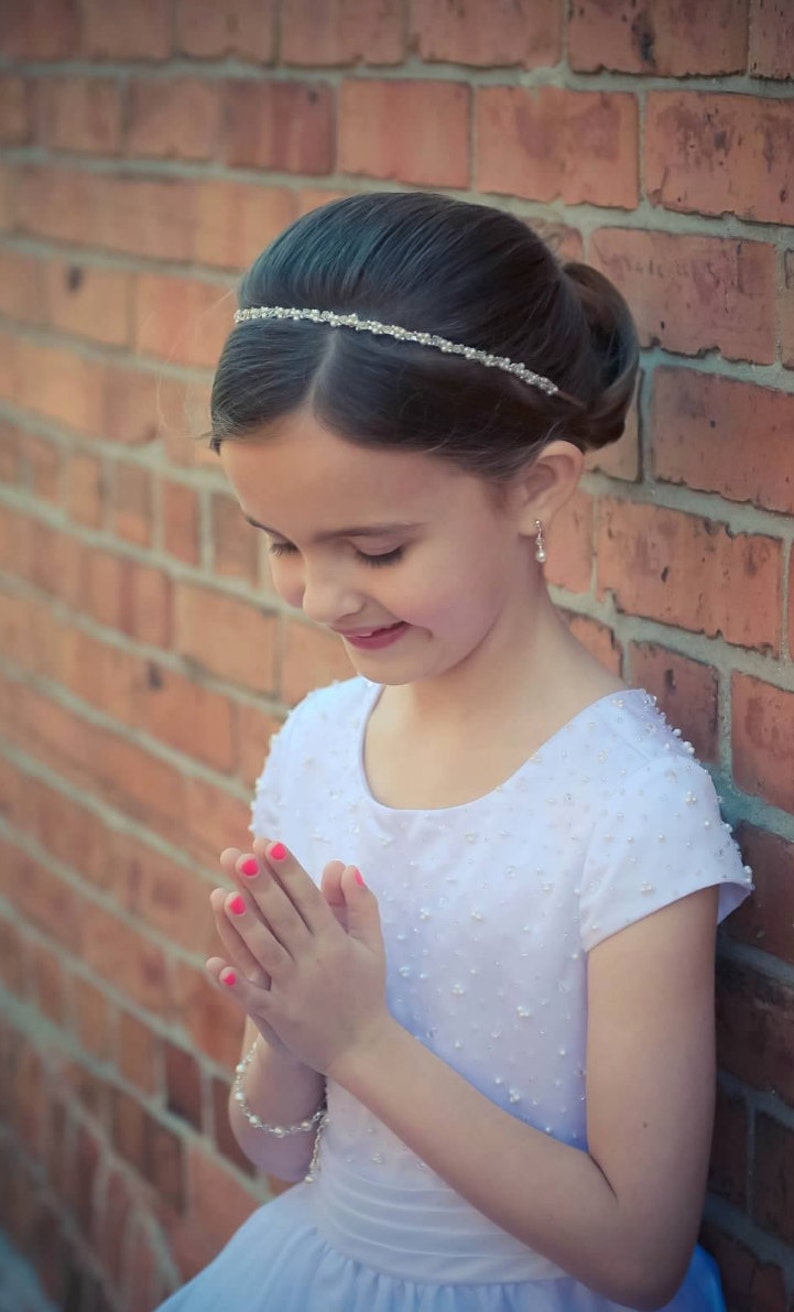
156, 191, 752, 1312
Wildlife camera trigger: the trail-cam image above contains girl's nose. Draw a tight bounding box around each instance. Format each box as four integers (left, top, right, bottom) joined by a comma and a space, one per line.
297, 569, 364, 630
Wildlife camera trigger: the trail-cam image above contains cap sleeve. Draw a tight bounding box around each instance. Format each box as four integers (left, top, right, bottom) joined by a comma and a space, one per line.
579, 755, 754, 953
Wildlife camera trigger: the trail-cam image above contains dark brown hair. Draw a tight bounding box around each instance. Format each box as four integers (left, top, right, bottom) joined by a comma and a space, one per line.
208, 191, 639, 485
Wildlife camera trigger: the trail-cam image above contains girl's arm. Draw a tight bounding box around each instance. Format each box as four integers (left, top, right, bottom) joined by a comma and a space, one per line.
329, 886, 719, 1312
228, 1014, 326, 1180
210, 841, 719, 1307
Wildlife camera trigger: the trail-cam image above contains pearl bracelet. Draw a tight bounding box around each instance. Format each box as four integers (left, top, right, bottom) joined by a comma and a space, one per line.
233, 1039, 328, 1178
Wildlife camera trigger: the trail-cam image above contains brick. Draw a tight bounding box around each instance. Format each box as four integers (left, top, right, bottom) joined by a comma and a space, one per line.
589, 230, 776, 365
22, 432, 62, 504
414, 0, 561, 66
172, 963, 244, 1066
73, 1122, 102, 1239
0, 332, 160, 445
597, 502, 781, 655
583, 372, 640, 482
0, 420, 22, 482
700, 1225, 788, 1312
0, 249, 44, 325
161, 478, 200, 565
708, 1088, 747, 1208
0, 918, 26, 997
0, 839, 82, 953
43, 77, 121, 154
628, 644, 718, 763
749, 0, 794, 78
755, 1113, 794, 1244
135, 272, 232, 369
125, 77, 222, 161
66, 451, 105, 528
175, 582, 278, 693
297, 187, 357, 218
111, 826, 220, 954
82, 902, 169, 1015
728, 824, 794, 964
31, 945, 68, 1026
211, 1076, 255, 1176
281, 0, 403, 65
183, 775, 251, 869
0, 590, 61, 682
72, 976, 112, 1059
237, 708, 284, 793
174, 0, 276, 61
781, 250, 794, 369
14, 166, 196, 263
568, 0, 748, 74
732, 674, 794, 812
81, 0, 171, 59
110, 461, 152, 547
646, 93, 794, 227
44, 258, 132, 348
157, 376, 217, 470
652, 369, 794, 514
78, 548, 172, 646
11, 771, 111, 892
185, 1145, 259, 1249
223, 80, 334, 174
211, 491, 259, 585
281, 621, 356, 707
117, 1010, 160, 1093
0, 0, 79, 58
192, 179, 296, 271
563, 613, 623, 677
10, 1042, 47, 1155
111, 1090, 184, 1209
164, 1041, 202, 1129
544, 488, 594, 594
477, 87, 638, 210
339, 80, 469, 188
125, 1222, 162, 1312
0, 75, 36, 144
98, 1169, 132, 1284
716, 958, 794, 1106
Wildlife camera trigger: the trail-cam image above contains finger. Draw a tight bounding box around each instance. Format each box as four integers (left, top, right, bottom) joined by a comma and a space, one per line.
340, 865, 384, 951
224, 889, 293, 976
250, 837, 335, 936
206, 954, 271, 1017
320, 860, 349, 929
210, 888, 271, 988
233, 849, 314, 954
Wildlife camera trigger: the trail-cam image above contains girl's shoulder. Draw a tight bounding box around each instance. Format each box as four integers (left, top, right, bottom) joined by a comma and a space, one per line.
268, 674, 371, 756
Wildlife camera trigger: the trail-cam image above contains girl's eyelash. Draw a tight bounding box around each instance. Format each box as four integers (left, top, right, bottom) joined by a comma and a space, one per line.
267, 541, 404, 568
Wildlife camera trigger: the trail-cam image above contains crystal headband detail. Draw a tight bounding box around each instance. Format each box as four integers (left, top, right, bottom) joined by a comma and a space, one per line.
233, 306, 583, 405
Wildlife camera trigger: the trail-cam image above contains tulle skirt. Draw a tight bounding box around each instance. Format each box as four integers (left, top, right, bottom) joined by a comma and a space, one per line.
154, 1156, 727, 1312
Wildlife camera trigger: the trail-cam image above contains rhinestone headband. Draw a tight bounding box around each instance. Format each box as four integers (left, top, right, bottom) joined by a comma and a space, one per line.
233, 306, 583, 406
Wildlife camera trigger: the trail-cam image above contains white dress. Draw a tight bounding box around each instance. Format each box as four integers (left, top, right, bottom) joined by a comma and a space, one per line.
156, 676, 753, 1311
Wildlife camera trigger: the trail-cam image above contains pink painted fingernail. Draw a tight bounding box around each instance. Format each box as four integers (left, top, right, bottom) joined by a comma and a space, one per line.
221, 969, 236, 987
269, 842, 287, 861
229, 895, 246, 915
353, 867, 365, 886
240, 858, 258, 876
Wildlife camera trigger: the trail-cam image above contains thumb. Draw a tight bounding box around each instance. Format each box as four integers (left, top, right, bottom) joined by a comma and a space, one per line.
341, 865, 382, 948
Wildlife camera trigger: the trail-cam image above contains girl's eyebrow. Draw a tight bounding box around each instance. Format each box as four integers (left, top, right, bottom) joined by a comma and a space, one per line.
242, 513, 422, 541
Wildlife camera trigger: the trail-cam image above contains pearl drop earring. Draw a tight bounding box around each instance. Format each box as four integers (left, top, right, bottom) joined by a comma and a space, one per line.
534, 519, 547, 564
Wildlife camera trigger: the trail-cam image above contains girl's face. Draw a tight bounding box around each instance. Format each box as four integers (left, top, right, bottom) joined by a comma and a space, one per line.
219, 411, 540, 685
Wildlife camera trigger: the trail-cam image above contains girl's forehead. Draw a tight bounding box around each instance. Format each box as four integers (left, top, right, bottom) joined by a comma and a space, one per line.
220, 417, 472, 514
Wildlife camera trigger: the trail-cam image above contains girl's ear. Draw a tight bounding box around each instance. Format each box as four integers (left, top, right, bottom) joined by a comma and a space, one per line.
514, 439, 585, 537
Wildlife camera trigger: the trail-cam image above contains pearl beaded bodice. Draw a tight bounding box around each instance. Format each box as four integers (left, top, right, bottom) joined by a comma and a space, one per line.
249, 676, 752, 1186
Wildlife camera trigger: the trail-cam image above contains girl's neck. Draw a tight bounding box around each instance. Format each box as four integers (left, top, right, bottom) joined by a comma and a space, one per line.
380, 589, 625, 744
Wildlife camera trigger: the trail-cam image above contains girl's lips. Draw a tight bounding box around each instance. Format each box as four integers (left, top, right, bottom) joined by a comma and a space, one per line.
341, 621, 410, 649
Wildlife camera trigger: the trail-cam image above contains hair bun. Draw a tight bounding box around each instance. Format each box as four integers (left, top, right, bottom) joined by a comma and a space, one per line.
560, 262, 640, 451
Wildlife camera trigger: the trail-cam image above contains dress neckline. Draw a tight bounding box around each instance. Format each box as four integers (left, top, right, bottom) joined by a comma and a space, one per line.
354, 679, 649, 816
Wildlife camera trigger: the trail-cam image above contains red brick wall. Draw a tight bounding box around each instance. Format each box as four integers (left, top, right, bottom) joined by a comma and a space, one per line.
0, 2, 792, 1308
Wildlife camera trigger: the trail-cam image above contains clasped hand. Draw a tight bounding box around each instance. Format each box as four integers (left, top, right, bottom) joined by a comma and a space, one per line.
206, 837, 390, 1079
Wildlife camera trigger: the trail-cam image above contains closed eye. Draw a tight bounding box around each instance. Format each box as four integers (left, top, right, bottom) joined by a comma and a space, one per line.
267, 540, 405, 568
